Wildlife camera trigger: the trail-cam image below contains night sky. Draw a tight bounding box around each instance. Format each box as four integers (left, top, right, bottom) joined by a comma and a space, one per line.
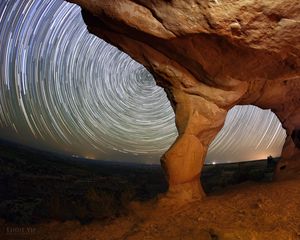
0, 0, 286, 164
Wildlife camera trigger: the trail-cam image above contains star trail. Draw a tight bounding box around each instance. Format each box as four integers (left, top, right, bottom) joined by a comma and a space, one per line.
0, 0, 286, 163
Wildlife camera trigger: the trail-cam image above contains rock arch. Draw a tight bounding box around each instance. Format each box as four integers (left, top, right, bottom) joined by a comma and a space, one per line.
67, 0, 300, 201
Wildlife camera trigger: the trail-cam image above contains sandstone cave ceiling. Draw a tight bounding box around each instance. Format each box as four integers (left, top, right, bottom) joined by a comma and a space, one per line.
0, 0, 286, 163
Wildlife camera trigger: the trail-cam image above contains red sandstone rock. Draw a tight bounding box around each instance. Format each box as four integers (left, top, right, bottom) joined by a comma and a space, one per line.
67, 0, 300, 201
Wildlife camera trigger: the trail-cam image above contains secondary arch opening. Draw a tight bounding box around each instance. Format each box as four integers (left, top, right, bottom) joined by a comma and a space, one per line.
207, 105, 286, 163
201, 105, 286, 193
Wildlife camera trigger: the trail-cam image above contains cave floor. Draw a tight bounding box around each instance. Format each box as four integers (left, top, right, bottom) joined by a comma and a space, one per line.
1, 177, 300, 240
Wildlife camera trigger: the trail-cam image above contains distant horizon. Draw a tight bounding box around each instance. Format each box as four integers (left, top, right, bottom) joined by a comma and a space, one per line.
0, 137, 281, 166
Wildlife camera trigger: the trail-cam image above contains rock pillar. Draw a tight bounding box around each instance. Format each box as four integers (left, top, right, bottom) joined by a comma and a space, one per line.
159, 78, 247, 201
161, 88, 228, 201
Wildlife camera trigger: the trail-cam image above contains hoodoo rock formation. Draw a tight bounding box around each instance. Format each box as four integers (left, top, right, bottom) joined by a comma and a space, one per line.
67, 0, 300, 201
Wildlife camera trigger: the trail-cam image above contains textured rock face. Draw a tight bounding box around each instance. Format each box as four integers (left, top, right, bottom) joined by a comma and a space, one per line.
68, 0, 300, 201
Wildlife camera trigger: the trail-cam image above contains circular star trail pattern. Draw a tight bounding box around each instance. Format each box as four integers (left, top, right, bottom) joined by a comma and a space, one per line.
0, 0, 286, 163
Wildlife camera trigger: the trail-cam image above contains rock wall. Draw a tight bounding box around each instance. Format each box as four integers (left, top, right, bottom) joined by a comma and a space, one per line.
67, 0, 300, 201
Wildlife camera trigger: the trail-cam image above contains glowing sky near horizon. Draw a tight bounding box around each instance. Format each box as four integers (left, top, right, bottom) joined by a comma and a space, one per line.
0, 0, 286, 163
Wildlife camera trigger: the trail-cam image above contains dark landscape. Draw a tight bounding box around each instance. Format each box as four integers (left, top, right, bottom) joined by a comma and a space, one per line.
0, 139, 278, 225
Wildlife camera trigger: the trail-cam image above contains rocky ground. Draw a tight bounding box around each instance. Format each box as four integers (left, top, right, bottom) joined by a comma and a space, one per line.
1, 140, 299, 240
1, 177, 300, 240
